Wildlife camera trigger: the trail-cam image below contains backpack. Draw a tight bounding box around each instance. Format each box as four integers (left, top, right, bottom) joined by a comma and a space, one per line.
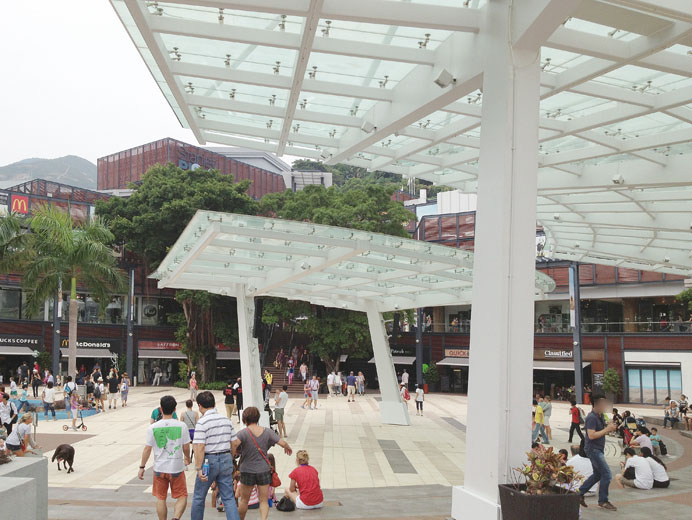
659, 440, 668, 456
153, 407, 163, 422
578, 408, 586, 426
94, 385, 102, 399
276, 496, 296, 512
65, 383, 75, 397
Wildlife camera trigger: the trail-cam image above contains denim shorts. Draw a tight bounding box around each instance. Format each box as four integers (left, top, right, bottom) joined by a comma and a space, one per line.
240, 471, 272, 486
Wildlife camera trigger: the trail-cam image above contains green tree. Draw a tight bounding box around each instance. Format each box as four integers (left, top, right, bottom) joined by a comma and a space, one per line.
0, 213, 31, 273
96, 164, 259, 380
19, 205, 126, 377
259, 182, 413, 370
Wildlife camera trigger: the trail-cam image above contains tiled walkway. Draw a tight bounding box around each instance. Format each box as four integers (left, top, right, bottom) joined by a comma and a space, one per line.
29, 386, 692, 519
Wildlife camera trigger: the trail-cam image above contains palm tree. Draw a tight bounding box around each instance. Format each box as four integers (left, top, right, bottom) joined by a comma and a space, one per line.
0, 212, 31, 273
20, 205, 126, 377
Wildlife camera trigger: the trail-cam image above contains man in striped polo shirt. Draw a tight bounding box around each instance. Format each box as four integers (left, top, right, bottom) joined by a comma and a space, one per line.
191, 391, 241, 520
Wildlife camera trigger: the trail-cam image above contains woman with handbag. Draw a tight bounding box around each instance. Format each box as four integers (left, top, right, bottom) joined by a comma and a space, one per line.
235, 406, 292, 520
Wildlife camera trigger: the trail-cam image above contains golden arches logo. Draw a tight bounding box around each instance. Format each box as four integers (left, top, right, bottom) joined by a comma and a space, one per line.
11, 195, 29, 214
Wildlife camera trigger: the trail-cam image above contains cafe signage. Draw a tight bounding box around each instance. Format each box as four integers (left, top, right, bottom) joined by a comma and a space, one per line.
444, 348, 470, 358
0, 334, 42, 347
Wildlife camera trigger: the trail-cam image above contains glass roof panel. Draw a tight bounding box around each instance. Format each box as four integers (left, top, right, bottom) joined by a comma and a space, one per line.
178, 76, 288, 107
599, 65, 692, 93
157, 3, 303, 33
306, 52, 416, 88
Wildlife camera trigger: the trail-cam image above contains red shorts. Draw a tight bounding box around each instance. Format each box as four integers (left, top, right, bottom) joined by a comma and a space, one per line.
152, 472, 188, 500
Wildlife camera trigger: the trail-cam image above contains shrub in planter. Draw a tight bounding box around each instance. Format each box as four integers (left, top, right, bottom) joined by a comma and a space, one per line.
499, 445, 582, 520
423, 364, 440, 391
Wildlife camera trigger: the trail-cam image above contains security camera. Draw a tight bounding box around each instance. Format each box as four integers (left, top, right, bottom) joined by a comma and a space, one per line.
664, 257, 670, 263
553, 214, 560, 220
433, 68, 455, 88
612, 173, 624, 184
361, 120, 375, 133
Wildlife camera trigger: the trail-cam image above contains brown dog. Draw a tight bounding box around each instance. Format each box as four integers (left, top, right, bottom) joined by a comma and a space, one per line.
52, 444, 75, 473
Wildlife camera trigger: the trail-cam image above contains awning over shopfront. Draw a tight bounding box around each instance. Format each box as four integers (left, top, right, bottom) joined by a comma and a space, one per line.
533, 361, 591, 372
437, 357, 470, 367
368, 356, 416, 365
138, 349, 186, 360
60, 348, 113, 358
216, 351, 240, 361
0, 346, 35, 356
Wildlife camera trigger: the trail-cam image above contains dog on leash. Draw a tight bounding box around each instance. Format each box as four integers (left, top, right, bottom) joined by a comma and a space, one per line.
52, 444, 75, 473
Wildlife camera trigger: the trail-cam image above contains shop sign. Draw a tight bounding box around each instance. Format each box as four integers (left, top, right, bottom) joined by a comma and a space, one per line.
0, 191, 8, 216
138, 340, 181, 350
178, 145, 216, 171
544, 349, 573, 359
61, 338, 121, 350
391, 346, 415, 356
10, 195, 29, 214
0, 334, 42, 347
444, 348, 470, 358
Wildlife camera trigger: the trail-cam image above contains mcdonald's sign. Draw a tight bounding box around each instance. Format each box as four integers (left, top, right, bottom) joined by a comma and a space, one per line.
11, 195, 29, 214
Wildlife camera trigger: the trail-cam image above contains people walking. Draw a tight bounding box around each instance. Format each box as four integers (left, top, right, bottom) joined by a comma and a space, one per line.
275, 385, 288, 438
224, 380, 236, 419
69, 391, 80, 431
357, 371, 365, 396
568, 398, 585, 442
542, 395, 553, 440
120, 373, 130, 406
31, 369, 41, 398
578, 394, 618, 511
0, 393, 18, 436
138, 395, 191, 520
183, 399, 199, 447
152, 366, 162, 386
107, 369, 120, 409
191, 391, 241, 520
233, 378, 243, 422
346, 371, 357, 402
327, 371, 335, 397
287, 357, 295, 385
531, 398, 550, 445
17, 384, 30, 413
302, 380, 311, 409
42, 381, 57, 420
401, 369, 409, 389
95, 377, 106, 412
63, 376, 77, 419
415, 384, 424, 416
189, 372, 198, 401
236, 406, 292, 520
334, 372, 342, 396
299, 363, 307, 383
309, 375, 320, 410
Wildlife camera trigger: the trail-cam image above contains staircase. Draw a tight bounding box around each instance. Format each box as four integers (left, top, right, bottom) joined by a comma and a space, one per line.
264, 364, 309, 395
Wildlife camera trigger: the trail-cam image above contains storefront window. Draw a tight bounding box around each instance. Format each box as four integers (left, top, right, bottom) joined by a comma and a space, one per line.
0, 288, 20, 319
627, 366, 681, 404
633, 297, 690, 332
140, 297, 181, 326
21, 292, 45, 320
47, 293, 128, 324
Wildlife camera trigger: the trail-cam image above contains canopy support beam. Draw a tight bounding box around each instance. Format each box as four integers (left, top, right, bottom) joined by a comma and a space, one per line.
236, 289, 268, 426
453, 1, 552, 518
365, 301, 410, 426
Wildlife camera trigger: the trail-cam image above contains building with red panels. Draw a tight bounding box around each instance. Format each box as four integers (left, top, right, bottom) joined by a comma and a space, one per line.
97, 137, 286, 198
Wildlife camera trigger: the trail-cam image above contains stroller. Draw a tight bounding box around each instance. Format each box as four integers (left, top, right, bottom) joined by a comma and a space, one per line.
264, 403, 279, 435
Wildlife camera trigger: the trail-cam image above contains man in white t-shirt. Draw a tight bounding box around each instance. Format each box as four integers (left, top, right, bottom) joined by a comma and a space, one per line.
138, 395, 191, 520
615, 448, 653, 490
275, 384, 289, 438
401, 369, 409, 389
326, 371, 335, 397
566, 444, 598, 496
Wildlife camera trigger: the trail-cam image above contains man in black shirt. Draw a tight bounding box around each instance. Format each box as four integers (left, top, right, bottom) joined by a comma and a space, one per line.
107, 369, 120, 409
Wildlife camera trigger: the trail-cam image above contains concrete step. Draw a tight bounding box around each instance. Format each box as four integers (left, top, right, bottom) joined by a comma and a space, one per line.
641, 415, 687, 429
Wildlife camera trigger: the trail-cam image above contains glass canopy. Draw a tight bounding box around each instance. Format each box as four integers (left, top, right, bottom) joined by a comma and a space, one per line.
111, 0, 692, 273
153, 211, 556, 311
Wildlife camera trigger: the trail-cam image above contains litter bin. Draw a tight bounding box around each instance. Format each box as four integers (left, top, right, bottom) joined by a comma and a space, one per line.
584, 392, 591, 405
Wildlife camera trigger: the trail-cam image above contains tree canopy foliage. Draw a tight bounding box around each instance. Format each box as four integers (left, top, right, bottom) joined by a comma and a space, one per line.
96, 164, 259, 380
96, 164, 259, 270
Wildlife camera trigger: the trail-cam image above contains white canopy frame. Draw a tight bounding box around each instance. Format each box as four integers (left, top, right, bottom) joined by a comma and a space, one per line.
112, 0, 692, 517
153, 210, 555, 427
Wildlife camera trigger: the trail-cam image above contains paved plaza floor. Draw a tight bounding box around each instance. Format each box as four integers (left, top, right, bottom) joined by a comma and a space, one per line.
26, 386, 692, 519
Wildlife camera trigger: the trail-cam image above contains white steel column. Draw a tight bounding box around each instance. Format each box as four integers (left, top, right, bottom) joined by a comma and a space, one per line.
236, 288, 268, 426
452, 1, 541, 518
365, 302, 411, 425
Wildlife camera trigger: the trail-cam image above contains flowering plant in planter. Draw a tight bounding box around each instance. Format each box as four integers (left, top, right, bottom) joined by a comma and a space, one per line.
513, 445, 581, 494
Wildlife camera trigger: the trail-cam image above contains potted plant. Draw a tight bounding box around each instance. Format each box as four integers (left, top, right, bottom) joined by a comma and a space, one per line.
422, 363, 440, 393
499, 445, 581, 520
602, 368, 621, 403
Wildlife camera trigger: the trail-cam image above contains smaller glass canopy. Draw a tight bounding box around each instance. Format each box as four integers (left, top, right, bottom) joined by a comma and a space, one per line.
153, 211, 555, 312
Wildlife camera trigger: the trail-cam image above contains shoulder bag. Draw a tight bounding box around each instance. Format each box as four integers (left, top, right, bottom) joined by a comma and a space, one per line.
247, 429, 281, 488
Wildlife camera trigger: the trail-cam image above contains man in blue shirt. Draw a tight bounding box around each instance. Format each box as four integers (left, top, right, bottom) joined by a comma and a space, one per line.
346, 372, 357, 402
579, 394, 618, 511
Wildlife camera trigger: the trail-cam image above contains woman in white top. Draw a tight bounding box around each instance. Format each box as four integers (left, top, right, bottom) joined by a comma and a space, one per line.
641, 447, 670, 488
414, 384, 424, 416
5, 413, 39, 456
615, 448, 654, 490
42, 381, 57, 421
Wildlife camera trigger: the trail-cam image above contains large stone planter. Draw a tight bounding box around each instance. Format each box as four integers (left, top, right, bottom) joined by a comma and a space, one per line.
498, 484, 580, 520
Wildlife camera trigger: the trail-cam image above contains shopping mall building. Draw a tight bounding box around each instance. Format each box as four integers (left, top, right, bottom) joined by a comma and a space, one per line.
1, 162, 690, 402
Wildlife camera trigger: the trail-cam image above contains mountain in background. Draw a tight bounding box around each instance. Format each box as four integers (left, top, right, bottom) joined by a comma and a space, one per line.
0, 155, 97, 190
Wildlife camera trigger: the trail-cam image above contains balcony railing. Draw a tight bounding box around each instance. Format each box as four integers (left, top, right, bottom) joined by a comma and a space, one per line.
416, 320, 692, 335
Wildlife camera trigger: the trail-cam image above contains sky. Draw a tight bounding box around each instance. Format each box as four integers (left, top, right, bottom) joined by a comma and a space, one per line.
0, 1, 301, 167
